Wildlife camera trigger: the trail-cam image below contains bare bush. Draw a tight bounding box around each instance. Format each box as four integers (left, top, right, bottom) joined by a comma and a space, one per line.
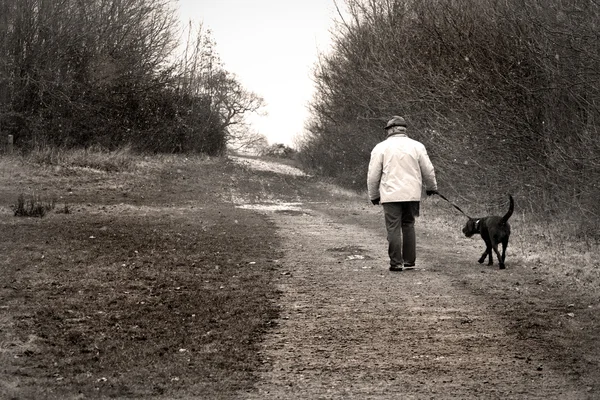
300, 0, 600, 235
0, 0, 263, 155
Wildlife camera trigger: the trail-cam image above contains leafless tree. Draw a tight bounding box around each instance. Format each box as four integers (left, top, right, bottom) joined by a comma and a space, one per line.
177, 22, 265, 149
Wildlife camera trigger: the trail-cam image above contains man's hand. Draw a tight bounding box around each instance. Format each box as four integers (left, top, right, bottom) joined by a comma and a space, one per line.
426, 190, 439, 196
371, 197, 380, 205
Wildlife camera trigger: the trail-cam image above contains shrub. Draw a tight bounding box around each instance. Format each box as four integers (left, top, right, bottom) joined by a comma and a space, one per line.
26, 146, 135, 172
261, 143, 297, 158
12, 194, 56, 218
300, 0, 600, 236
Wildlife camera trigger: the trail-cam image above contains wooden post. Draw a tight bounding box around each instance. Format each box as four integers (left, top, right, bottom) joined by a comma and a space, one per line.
7, 135, 13, 154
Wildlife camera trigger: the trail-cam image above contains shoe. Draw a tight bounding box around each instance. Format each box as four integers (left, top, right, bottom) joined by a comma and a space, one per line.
403, 262, 415, 269
389, 265, 403, 272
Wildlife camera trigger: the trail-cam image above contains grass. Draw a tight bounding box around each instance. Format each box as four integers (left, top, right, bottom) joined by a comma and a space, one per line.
25, 145, 136, 172
0, 152, 282, 399
421, 195, 600, 289
12, 193, 56, 217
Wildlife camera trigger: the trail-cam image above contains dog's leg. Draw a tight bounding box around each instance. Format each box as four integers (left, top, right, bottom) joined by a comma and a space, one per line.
486, 238, 494, 265
478, 249, 489, 264
491, 242, 504, 269
500, 238, 509, 268
478, 238, 492, 265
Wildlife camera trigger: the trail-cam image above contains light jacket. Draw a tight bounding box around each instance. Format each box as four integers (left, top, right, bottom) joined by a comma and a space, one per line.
367, 132, 437, 203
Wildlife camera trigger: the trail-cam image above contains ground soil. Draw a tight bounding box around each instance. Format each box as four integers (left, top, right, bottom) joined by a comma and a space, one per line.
1, 154, 598, 399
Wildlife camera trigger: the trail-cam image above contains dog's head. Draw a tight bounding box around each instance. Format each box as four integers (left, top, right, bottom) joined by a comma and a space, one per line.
462, 218, 480, 237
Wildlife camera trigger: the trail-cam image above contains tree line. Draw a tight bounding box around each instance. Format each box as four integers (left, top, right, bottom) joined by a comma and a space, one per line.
299, 0, 600, 235
0, 0, 262, 154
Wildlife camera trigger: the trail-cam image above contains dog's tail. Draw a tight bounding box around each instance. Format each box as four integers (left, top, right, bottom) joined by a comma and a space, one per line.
501, 194, 514, 224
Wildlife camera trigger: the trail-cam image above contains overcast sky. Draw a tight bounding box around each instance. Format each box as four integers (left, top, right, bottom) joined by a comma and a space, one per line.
177, 0, 344, 146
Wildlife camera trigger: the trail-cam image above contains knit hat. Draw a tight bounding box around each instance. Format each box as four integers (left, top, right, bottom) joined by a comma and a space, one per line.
384, 116, 407, 130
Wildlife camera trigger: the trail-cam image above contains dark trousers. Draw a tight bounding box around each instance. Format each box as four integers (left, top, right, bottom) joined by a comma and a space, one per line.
382, 202, 420, 267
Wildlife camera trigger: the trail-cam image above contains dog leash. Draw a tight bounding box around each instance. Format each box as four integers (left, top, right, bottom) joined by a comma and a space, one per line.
435, 192, 471, 219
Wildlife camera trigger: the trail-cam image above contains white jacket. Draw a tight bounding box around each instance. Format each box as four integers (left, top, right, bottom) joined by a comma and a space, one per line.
367, 133, 437, 203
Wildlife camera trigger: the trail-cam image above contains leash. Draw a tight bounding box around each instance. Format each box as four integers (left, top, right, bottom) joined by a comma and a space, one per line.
435, 192, 471, 219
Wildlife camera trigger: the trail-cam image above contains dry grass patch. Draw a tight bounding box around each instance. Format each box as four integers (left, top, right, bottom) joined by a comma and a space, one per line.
25, 145, 136, 172
422, 195, 600, 289
11, 193, 56, 217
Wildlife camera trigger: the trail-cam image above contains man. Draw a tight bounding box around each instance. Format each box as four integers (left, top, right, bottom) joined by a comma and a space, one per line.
367, 116, 438, 271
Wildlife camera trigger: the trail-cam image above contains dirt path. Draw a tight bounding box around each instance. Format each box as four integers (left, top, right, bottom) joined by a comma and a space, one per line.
232, 156, 597, 399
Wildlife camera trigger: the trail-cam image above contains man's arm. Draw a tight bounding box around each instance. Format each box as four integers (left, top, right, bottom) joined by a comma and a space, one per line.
418, 146, 438, 192
367, 147, 383, 203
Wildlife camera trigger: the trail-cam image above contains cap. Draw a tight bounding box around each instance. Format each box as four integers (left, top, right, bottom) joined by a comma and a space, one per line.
384, 116, 407, 129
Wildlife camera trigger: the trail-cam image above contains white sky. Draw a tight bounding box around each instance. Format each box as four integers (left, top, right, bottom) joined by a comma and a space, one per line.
176, 0, 344, 146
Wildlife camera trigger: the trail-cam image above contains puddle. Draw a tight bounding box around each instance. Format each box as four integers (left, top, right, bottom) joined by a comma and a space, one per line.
328, 245, 366, 253
236, 202, 304, 212
275, 209, 307, 216
346, 254, 373, 261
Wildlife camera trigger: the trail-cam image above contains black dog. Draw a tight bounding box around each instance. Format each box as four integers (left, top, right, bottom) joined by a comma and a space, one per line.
462, 195, 514, 269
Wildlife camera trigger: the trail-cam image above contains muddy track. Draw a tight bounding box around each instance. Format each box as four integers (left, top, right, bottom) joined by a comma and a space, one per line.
232, 156, 598, 399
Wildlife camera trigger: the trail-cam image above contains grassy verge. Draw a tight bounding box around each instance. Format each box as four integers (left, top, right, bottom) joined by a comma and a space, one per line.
0, 151, 281, 399
24, 145, 136, 172
421, 195, 600, 289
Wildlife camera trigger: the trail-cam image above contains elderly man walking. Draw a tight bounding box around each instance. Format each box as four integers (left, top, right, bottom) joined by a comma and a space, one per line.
367, 116, 438, 271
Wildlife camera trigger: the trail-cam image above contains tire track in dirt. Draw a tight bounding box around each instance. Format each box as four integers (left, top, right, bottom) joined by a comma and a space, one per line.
241, 204, 586, 399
